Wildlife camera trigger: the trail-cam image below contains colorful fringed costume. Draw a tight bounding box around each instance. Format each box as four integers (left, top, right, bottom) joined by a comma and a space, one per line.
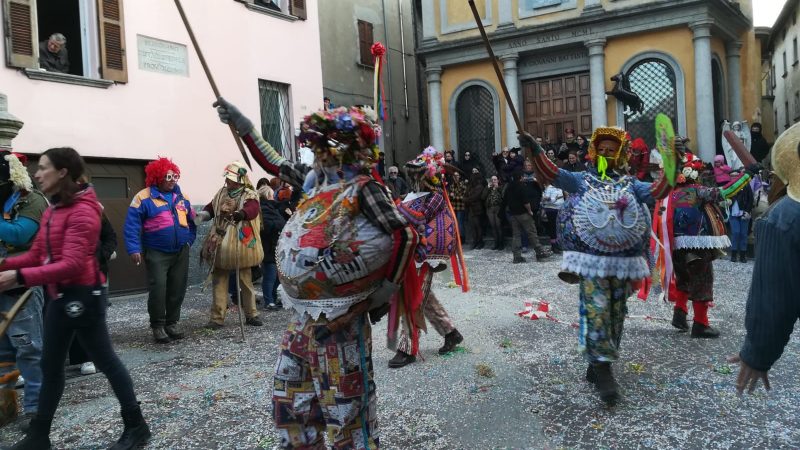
650, 151, 753, 337
389, 147, 467, 365
215, 99, 416, 449
521, 126, 674, 405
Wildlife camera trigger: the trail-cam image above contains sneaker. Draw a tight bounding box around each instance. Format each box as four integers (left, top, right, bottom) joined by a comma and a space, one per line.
535, 247, 553, 261
152, 327, 171, 344
164, 324, 184, 340
205, 321, 224, 330
691, 322, 720, 338
266, 302, 279, 311
512, 255, 526, 264
388, 351, 416, 368
521, 246, 530, 254
245, 317, 264, 326
80, 362, 97, 375
15, 375, 24, 388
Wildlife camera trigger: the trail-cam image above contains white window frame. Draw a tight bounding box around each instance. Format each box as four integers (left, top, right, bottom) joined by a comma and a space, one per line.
519, 0, 577, 20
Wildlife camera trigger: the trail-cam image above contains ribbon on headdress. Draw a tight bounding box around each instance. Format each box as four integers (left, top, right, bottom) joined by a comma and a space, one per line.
371, 42, 387, 121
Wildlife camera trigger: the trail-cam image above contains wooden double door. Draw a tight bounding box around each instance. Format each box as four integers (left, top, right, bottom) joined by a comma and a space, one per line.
522, 72, 593, 144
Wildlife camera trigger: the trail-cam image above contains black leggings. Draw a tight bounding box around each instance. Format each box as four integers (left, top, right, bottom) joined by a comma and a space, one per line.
37, 295, 138, 420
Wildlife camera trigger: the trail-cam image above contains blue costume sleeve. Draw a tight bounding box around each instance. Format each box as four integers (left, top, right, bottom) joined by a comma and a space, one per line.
0, 216, 39, 246
123, 199, 146, 255
551, 169, 583, 194
631, 180, 655, 205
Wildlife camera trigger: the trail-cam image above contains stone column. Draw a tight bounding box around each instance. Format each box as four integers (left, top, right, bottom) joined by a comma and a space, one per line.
498, 0, 513, 28
421, 0, 436, 42
0, 94, 24, 152
691, 20, 716, 162
726, 40, 743, 121
426, 67, 445, 151
586, 38, 607, 128
500, 54, 520, 147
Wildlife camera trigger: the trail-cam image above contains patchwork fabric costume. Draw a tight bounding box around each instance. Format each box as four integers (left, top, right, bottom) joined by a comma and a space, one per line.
522, 126, 674, 405
390, 148, 467, 364
215, 99, 416, 449
650, 151, 755, 337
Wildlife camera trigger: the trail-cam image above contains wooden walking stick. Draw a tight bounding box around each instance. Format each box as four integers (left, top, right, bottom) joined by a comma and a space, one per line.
234, 221, 246, 343
174, 0, 253, 170
467, 0, 527, 157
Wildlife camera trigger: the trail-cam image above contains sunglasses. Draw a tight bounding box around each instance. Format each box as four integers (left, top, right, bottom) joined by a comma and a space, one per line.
165, 174, 180, 182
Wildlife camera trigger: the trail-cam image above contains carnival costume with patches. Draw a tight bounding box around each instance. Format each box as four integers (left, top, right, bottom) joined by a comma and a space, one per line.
649, 151, 756, 338
215, 98, 417, 449
520, 127, 674, 406
199, 162, 264, 327
0, 152, 47, 426
388, 147, 468, 367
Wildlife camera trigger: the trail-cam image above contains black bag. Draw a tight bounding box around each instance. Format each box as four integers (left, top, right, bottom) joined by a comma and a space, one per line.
55, 286, 108, 327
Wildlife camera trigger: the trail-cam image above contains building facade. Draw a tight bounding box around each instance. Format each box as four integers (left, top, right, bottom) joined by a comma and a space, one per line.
763, 0, 800, 139
318, 0, 422, 167
416, 0, 761, 172
1, 0, 322, 292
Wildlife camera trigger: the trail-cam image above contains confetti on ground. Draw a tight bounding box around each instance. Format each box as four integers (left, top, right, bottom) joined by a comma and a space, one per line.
475, 364, 495, 378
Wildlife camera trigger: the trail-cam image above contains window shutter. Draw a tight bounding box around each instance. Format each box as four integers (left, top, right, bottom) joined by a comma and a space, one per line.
358, 20, 373, 66
3, 0, 38, 68
289, 0, 306, 20
97, 0, 127, 82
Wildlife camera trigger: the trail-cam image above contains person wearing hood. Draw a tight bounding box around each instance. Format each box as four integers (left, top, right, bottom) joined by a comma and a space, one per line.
732, 121, 800, 395
749, 122, 771, 164
0, 152, 47, 431
464, 170, 487, 249
713, 155, 733, 186
124, 158, 196, 343
1, 147, 150, 450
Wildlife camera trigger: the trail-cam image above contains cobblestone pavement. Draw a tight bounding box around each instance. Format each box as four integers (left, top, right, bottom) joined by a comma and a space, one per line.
1, 249, 797, 449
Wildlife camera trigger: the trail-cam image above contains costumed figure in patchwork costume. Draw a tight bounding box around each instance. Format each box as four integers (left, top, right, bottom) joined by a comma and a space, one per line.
213, 98, 418, 449
387, 147, 468, 369
649, 147, 761, 339
519, 127, 675, 406
0, 152, 47, 428
196, 161, 264, 328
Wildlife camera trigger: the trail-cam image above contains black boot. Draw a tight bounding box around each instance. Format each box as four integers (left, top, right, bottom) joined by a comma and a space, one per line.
438, 329, 464, 355
671, 308, 689, 331
730, 251, 738, 262
8, 417, 52, 450
585, 363, 597, 384
387, 351, 416, 368
739, 252, 748, 263
592, 362, 620, 406
110, 405, 151, 450
691, 322, 720, 338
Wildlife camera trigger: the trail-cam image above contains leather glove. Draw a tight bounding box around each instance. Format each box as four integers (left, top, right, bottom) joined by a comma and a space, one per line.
517, 131, 543, 157
745, 163, 764, 177
367, 279, 401, 310
231, 210, 245, 222
213, 97, 254, 136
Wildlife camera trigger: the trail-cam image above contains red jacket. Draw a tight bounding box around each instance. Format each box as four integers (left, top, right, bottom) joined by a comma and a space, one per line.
3, 187, 104, 296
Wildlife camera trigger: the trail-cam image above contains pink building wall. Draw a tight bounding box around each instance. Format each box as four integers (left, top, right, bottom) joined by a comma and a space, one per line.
0, 0, 323, 202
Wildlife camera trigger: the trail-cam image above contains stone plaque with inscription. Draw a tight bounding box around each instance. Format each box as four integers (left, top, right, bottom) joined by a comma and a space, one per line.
137, 35, 189, 77
518, 47, 589, 78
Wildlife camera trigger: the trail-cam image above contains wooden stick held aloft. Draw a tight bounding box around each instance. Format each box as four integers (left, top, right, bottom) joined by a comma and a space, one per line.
174, 0, 253, 170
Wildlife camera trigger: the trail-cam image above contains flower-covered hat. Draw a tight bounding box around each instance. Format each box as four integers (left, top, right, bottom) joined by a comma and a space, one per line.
405, 146, 446, 189
587, 126, 629, 166
299, 106, 382, 167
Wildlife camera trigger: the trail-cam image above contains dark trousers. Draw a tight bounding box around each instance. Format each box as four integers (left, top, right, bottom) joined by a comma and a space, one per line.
544, 208, 559, 241
467, 211, 484, 246
145, 246, 190, 328
37, 295, 138, 421
510, 213, 544, 257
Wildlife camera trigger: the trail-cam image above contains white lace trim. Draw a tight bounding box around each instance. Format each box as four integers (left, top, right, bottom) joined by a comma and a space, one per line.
281, 287, 376, 321
561, 251, 649, 280
673, 235, 731, 250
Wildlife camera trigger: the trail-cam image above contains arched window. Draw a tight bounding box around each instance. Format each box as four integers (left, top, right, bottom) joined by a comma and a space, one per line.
624, 58, 679, 148
455, 85, 496, 174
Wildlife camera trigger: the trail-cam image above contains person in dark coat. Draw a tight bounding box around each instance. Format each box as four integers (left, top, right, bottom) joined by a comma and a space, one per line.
38, 34, 69, 73
563, 151, 586, 172
728, 181, 754, 262
460, 151, 484, 176
732, 122, 800, 395
464, 171, 487, 249
749, 122, 771, 164
257, 180, 286, 310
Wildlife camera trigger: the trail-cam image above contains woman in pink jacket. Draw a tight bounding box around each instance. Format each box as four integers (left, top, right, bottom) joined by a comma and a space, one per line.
1, 148, 149, 450
713, 155, 733, 186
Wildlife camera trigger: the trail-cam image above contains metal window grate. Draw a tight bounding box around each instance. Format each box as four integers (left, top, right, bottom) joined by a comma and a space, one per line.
259, 79, 295, 161
456, 85, 496, 175
624, 59, 678, 148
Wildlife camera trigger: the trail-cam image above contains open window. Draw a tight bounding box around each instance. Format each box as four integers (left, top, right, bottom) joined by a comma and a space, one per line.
239, 0, 305, 20
3, 0, 127, 82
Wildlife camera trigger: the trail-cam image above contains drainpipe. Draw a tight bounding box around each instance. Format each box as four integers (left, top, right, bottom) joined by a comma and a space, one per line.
398, 0, 410, 119
381, 0, 398, 165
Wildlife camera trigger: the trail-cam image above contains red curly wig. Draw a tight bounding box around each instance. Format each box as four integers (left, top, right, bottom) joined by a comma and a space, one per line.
145, 157, 180, 187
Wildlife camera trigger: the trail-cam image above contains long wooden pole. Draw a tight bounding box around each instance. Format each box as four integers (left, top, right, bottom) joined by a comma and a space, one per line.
174, 0, 253, 170
467, 0, 523, 134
